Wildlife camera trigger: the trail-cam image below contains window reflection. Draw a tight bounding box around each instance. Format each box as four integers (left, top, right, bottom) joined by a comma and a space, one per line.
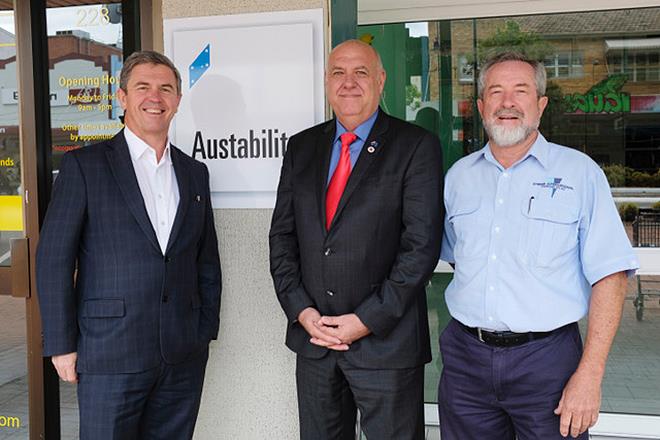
361, 9, 660, 188
47, 3, 124, 174
360, 7, 660, 417
0, 9, 22, 267
41, 2, 125, 435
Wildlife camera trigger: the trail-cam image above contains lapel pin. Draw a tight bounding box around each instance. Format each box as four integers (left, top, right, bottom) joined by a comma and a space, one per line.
367, 141, 377, 153
196, 195, 201, 202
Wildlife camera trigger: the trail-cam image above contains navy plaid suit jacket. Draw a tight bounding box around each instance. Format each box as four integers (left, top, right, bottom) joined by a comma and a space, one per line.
36, 131, 221, 373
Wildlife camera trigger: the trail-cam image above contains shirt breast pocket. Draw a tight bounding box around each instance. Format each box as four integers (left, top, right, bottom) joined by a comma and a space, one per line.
521, 198, 579, 267
448, 196, 487, 260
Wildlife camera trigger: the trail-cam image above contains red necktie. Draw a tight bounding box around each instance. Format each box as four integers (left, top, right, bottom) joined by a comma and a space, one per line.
326, 132, 357, 230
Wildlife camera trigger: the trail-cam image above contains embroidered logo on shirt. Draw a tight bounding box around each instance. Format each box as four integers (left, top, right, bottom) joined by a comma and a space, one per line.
533, 178, 574, 197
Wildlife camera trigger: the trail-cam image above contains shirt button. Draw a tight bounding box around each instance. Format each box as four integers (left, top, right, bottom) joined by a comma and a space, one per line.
160, 221, 166, 226
498, 199, 504, 204
326, 290, 334, 297
491, 254, 497, 261
158, 194, 163, 199
324, 248, 332, 256
488, 316, 493, 321
502, 172, 509, 178
494, 226, 500, 233
489, 285, 495, 291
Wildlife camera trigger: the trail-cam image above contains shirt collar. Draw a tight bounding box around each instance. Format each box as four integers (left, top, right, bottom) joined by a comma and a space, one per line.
333, 109, 379, 144
124, 125, 172, 165
474, 131, 550, 170
527, 132, 550, 169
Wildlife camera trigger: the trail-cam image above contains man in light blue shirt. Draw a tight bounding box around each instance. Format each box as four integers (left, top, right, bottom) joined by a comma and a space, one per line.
438, 52, 638, 440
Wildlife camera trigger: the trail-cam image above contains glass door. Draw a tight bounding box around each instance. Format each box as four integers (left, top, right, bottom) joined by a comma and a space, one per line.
0, 1, 144, 438
0, 4, 33, 439
44, 3, 125, 436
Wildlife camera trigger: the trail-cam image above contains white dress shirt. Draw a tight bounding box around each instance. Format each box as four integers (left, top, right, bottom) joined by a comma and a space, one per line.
124, 126, 180, 254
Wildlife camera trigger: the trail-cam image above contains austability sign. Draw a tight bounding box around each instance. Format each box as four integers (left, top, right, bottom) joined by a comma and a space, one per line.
192, 129, 288, 160
165, 9, 324, 208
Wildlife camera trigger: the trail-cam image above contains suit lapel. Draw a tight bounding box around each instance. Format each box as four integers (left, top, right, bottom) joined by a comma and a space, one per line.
166, 146, 191, 254
329, 112, 390, 230
105, 131, 161, 254
316, 121, 336, 234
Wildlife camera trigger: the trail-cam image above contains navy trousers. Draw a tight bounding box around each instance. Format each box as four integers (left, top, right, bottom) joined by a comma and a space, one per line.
438, 319, 588, 440
77, 347, 209, 440
296, 352, 425, 440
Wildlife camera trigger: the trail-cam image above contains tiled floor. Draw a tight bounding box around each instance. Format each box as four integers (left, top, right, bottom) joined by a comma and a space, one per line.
0, 297, 79, 440
1, 278, 659, 439
0, 296, 28, 440
602, 281, 660, 415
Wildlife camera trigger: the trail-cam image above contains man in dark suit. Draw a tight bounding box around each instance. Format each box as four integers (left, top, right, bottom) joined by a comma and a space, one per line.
269, 40, 444, 439
36, 51, 221, 440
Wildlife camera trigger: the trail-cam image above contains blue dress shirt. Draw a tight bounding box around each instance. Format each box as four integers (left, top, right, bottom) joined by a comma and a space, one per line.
327, 110, 379, 183
440, 133, 639, 332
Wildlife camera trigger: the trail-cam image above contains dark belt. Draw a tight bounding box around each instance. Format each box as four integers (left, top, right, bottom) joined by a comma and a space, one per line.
458, 320, 570, 347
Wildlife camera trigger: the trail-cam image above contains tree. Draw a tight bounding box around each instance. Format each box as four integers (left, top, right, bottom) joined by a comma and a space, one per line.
478, 20, 552, 61
405, 84, 422, 110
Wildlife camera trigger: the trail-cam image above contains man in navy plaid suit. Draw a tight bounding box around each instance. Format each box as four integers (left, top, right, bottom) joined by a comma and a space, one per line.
36, 51, 221, 439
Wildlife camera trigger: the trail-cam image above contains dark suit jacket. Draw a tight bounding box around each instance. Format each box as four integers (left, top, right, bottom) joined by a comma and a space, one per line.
269, 111, 444, 369
36, 131, 221, 374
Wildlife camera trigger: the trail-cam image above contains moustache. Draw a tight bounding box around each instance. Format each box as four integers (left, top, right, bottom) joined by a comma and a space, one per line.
494, 109, 524, 118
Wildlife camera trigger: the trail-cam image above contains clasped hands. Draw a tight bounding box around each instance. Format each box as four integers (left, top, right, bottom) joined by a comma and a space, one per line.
297, 307, 370, 351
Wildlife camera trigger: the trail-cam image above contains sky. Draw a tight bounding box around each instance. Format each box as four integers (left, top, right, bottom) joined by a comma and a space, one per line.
406, 22, 429, 37
0, 5, 121, 45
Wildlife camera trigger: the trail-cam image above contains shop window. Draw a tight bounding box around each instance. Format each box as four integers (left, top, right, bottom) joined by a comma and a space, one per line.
360, 6, 660, 418
607, 51, 660, 82
544, 51, 583, 78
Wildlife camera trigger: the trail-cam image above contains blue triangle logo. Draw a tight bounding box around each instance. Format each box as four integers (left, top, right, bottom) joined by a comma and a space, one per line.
189, 44, 210, 89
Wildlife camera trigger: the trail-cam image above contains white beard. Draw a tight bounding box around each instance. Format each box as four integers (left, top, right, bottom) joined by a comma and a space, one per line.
483, 108, 540, 148
485, 122, 537, 147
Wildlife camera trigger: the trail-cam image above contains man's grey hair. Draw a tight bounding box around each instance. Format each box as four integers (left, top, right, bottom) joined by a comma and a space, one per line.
328, 39, 385, 73
119, 50, 182, 95
477, 51, 546, 99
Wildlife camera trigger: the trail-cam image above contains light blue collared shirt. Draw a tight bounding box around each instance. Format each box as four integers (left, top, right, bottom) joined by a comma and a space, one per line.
327, 110, 379, 183
440, 133, 639, 332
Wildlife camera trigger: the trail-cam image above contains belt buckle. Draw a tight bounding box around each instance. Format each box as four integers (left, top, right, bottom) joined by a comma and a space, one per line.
477, 327, 485, 343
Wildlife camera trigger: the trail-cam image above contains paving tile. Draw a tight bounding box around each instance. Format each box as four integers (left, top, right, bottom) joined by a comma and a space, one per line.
604, 384, 634, 398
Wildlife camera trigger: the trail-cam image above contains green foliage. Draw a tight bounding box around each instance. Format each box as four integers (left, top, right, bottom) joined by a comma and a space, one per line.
405, 84, 421, 110
652, 201, 660, 211
628, 170, 660, 187
602, 164, 628, 187
478, 21, 552, 62
540, 80, 569, 131
601, 164, 660, 187
618, 203, 639, 222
